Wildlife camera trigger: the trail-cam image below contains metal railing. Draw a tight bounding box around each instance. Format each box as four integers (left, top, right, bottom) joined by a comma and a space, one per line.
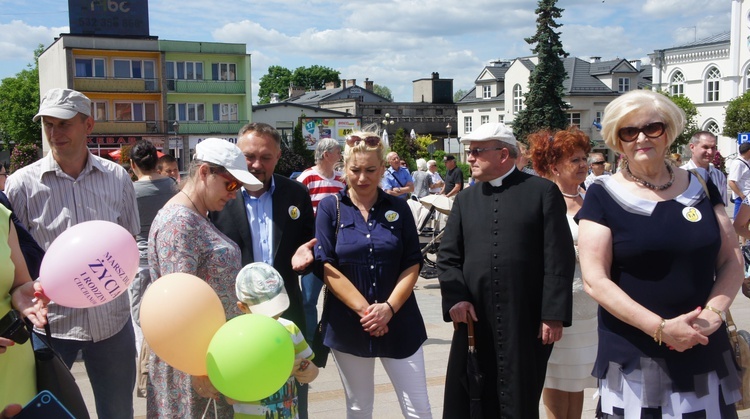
167, 79, 246, 94
91, 120, 248, 135
74, 77, 160, 93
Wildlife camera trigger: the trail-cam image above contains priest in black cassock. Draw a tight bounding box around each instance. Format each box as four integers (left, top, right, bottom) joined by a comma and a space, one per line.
437, 122, 575, 418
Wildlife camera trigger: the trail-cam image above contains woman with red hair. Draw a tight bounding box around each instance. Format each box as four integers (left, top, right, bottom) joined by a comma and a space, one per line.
529, 127, 598, 419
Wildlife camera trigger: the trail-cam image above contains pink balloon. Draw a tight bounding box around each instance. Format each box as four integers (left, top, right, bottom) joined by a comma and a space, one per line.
39, 220, 138, 308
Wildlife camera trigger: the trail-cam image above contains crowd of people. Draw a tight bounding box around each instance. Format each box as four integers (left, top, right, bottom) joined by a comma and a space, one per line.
1, 87, 748, 419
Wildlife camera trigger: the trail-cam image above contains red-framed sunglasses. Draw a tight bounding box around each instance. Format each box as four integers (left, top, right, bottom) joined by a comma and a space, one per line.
209, 167, 242, 192
346, 135, 380, 147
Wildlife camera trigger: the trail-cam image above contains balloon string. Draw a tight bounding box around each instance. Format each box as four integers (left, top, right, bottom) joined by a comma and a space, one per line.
201, 398, 217, 419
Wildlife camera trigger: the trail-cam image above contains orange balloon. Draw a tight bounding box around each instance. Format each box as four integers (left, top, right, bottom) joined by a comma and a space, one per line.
140, 273, 226, 376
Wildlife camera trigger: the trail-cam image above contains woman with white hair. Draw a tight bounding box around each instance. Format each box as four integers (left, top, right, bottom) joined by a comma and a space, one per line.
411, 158, 433, 199
577, 90, 743, 417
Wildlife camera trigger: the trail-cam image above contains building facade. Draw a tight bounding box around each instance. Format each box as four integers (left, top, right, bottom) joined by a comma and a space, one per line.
38, 35, 252, 168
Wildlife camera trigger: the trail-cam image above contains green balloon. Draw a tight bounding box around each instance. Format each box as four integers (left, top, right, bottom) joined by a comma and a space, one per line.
206, 314, 295, 402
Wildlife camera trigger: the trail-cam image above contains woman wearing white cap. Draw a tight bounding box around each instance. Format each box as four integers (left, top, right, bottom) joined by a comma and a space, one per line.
146, 138, 261, 418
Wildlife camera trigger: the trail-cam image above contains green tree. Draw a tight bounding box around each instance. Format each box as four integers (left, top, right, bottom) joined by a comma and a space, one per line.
511, 0, 569, 143
257, 65, 293, 104
724, 90, 750, 140
0, 44, 44, 149
291, 65, 340, 92
453, 89, 469, 102
415, 134, 436, 159
659, 91, 698, 152
373, 84, 393, 100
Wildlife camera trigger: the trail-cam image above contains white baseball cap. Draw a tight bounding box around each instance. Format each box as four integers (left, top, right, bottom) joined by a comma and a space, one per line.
235, 262, 289, 318
194, 138, 262, 191
460, 122, 517, 145
33, 88, 92, 122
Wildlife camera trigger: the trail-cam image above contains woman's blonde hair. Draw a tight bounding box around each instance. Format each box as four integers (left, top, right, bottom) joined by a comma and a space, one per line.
601, 90, 685, 155
343, 131, 385, 167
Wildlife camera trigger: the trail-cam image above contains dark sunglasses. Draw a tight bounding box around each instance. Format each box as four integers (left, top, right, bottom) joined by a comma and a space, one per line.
617, 122, 666, 143
209, 167, 242, 192
346, 135, 380, 147
466, 147, 504, 157
591, 161, 605, 165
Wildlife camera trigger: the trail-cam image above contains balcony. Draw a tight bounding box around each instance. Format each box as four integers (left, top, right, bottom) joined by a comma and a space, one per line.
168, 79, 246, 94
74, 77, 159, 93
91, 120, 248, 135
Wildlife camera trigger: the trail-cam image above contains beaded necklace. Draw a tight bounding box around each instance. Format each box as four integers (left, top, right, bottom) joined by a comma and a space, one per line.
624, 160, 674, 191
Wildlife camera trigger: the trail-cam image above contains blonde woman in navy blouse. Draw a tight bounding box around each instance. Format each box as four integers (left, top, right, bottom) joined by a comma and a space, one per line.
314, 132, 431, 418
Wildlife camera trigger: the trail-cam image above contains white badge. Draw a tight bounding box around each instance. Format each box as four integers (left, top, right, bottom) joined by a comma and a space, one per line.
288, 206, 300, 220
385, 210, 399, 222
682, 206, 702, 223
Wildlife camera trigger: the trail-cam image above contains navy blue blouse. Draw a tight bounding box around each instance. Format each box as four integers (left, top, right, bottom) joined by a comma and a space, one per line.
576, 173, 738, 392
314, 188, 427, 358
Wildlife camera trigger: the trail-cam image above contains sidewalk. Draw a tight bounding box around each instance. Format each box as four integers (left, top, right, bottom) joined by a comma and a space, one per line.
73, 276, 750, 418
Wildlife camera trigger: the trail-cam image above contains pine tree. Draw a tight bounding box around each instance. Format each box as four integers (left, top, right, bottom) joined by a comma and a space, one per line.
512, 0, 569, 143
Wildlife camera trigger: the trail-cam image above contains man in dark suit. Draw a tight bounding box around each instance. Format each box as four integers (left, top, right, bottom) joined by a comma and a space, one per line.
437, 122, 575, 418
210, 123, 315, 418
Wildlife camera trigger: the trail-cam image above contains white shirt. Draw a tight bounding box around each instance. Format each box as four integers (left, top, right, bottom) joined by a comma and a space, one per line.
5, 152, 139, 341
681, 160, 728, 206
727, 157, 750, 200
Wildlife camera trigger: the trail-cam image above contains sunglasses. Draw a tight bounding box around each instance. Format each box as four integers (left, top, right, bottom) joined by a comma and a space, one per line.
617, 122, 666, 143
346, 135, 380, 147
209, 167, 242, 192
466, 147, 504, 157
591, 161, 605, 165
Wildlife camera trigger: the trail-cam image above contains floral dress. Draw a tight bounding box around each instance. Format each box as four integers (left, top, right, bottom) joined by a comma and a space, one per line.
146, 204, 242, 418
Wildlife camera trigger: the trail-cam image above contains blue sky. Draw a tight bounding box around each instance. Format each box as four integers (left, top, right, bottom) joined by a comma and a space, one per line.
0, 0, 730, 103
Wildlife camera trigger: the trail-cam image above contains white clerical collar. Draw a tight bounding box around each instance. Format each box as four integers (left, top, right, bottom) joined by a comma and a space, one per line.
488, 166, 516, 187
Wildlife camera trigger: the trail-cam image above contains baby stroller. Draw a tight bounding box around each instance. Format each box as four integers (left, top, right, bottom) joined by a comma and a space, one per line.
413, 194, 452, 279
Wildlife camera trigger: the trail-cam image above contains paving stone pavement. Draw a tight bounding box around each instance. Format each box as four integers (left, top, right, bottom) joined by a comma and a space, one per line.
70, 273, 750, 418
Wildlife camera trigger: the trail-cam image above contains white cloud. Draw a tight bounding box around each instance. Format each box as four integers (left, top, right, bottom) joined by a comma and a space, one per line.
0, 20, 66, 61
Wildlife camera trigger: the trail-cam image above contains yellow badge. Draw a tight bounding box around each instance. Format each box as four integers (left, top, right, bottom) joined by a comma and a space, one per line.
682, 207, 702, 223
288, 206, 300, 220
385, 210, 399, 222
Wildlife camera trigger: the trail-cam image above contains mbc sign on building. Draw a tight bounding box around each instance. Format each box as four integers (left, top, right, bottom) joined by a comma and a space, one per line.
68, 0, 150, 37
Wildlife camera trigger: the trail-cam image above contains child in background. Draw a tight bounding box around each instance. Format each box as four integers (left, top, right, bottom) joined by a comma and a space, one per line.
233, 262, 319, 419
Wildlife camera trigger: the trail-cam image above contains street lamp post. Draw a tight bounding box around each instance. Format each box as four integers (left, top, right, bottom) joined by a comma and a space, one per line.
382, 112, 395, 134
173, 121, 187, 172
446, 123, 452, 155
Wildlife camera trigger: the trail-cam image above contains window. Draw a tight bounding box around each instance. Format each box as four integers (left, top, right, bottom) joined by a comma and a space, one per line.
166, 61, 204, 80
705, 121, 721, 136
464, 116, 473, 133
706, 67, 721, 102
212, 63, 236, 81
567, 112, 581, 127
113, 59, 156, 90
481, 115, 490, 125
91, 102, 107, 121
212, 103, 238, 121
618, 77, 630, 93
169, 103, 205, 121
670, 71, 685, 96
75, 58, 105, 78
482, 85, 492, 99
513, 84, 523, 113
746, 67, 750, 92
498, 115, 504, 123
115, 102, 157, 122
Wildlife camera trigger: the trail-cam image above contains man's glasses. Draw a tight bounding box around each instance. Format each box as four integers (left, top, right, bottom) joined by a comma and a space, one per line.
346, 135, 380, 147
209, 167, 242, 192
466, 147, 504, 157
617, 122, 666, 143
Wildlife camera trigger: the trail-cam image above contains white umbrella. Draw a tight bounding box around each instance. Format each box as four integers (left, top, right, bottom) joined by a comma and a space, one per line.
382, 129, 390, 147
419, 194, 453, 215
410, 129, 417, 140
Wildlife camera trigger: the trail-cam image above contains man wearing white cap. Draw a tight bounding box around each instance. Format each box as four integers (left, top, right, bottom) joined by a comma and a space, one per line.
6, 88, 140, 418
437, 122, 574, 418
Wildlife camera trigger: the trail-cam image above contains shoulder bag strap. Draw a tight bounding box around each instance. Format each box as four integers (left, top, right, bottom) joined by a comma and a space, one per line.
689, 169, 710, 199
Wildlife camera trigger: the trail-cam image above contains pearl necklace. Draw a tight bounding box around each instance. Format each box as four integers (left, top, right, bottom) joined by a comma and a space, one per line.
625, 160, 675, 191
560, 191, 581, 198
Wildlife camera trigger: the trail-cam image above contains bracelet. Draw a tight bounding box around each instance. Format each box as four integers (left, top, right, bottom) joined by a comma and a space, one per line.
385, 301, 396, 316
705, 305, 726, 322
652, 318, 666, 346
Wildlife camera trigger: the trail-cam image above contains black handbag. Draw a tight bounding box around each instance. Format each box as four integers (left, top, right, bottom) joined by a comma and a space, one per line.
30, 323, 90, 419
310, 195, 340, 368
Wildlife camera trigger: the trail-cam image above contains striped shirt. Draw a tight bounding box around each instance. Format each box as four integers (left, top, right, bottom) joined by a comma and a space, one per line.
296, 167, 345, 214
5, 152, 139, 342
681, 160, 728, 206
